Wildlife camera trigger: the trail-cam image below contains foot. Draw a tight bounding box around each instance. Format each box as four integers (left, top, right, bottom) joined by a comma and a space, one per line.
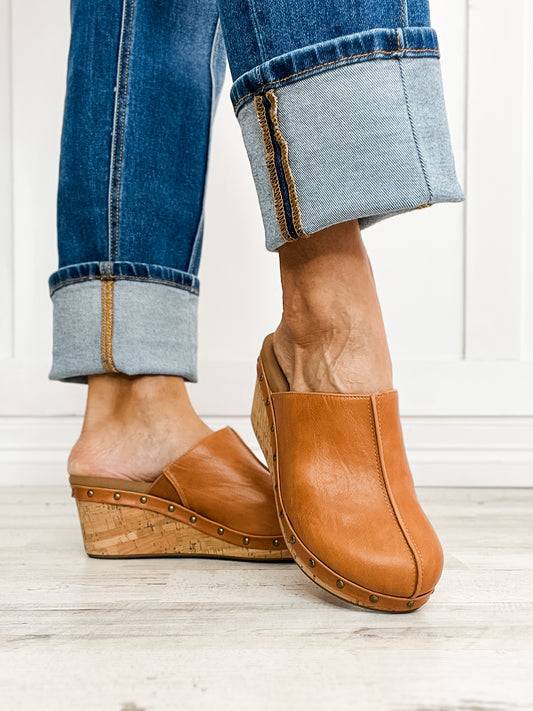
68, 374, 212, 482
274, 219, 393, 394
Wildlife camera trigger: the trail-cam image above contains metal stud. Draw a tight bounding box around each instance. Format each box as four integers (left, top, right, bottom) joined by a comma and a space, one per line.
290, 535, 296, 544
189, 515, 197, 524
243, 537, 250, 545
273, 539, 280, 547
265, 398, 270, 406
279, 511, 284, 518
336, 580, 345, 589
168, 505, 175, 512
274, 484, 278, 491
140, 496, 147, 504
309, 558, 316, 568
259, 373, 264, 382
407, 600, 415, 608
87, 490, 94, 498
369, 594, 379, 603
217, 527, 224, 535
272, 453, 277, 462
271, 424, 275, 432
113, 492, 121, 500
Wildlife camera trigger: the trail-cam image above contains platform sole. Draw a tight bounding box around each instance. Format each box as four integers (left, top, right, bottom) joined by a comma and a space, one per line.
71, 484, 291, 561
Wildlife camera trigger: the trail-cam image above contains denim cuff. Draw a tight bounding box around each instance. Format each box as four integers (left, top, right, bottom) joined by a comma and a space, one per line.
231, 27, 464, 251
48, 261, 199, 383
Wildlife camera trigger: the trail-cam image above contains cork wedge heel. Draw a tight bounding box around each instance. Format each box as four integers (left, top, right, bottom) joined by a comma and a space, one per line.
69, 427, 290, 561
72, 483, 288, 560
251, 334, 444, 612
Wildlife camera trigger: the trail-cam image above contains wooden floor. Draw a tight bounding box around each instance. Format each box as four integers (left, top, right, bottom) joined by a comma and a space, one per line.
1, 487, 532, 711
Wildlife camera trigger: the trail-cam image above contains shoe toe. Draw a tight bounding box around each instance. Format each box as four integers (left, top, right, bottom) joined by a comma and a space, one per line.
274, 390, 444, 600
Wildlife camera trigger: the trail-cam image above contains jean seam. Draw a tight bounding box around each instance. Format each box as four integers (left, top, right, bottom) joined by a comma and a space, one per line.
50, 274, 200, 297
100, 262, 118, 373
400, 1, 407, 27
398, 57, 433, 203
247, 0, 267, 65
187, 17, 222, 275
108, 0, 135, 262
254, 93, 297, 243
234, 47, 439, 112
265, 90, 307, 241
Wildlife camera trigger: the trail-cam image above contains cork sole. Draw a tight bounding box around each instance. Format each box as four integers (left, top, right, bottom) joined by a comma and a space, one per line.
251, 353, 433, 612
76, 500, 291, 560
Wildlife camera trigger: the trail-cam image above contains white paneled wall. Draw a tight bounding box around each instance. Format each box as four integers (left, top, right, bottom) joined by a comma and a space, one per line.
1, 0, 532, 484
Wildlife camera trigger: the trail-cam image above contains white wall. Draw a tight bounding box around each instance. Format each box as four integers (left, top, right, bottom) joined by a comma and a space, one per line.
1, 0, 532, 485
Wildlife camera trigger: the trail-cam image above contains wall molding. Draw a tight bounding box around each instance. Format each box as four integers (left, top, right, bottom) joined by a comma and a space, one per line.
0, 415, 531, 487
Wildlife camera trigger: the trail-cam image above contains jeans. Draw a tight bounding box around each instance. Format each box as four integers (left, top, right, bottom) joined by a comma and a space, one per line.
49, 0, 464, 383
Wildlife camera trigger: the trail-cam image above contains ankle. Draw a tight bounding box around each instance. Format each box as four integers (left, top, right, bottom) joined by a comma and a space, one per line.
273, 322, 393, 394
278, 220, 377, 328
84, 373, 190, 421
68, 374, 211, 481
275, 221, 393, 393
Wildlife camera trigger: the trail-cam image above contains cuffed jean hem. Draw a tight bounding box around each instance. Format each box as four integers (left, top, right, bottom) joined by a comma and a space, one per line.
231, 28, 464, 252
48, 261, 199, 383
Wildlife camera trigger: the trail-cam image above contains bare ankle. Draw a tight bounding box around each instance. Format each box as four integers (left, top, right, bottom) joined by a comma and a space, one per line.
69, 374, 211, 481
275, 220, 393, 393
84, 373, 189, 420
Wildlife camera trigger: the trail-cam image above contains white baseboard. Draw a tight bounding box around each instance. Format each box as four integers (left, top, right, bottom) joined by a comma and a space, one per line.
0, 415, 532, 487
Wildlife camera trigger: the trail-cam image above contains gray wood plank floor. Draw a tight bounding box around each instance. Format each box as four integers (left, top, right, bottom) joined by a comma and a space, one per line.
1, 486, 532, 711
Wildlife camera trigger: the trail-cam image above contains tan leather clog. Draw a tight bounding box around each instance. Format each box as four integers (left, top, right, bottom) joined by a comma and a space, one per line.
70, 427, 290, 560
251, 334, 444, 611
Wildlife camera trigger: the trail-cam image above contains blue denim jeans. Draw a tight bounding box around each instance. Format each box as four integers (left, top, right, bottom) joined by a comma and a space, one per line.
49, 0, 463, 383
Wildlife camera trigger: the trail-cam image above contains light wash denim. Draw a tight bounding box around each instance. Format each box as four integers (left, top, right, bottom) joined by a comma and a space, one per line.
49, 0, 463, 383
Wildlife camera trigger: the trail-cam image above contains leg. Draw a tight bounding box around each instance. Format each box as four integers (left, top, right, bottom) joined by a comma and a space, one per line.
219, 0, 462, 395
218, 0, 461, 609
51, 0, 226, 479
52, 2, 289, 559
274, 219, 393, 393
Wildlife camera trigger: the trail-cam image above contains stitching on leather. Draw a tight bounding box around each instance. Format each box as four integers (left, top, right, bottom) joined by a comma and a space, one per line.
234, 47, 440, 111
376, 394, 425, 588
274, 391, 395, 400
368, 398, 417, 583
374, 393, 422, 591
265, 90, 308, 241
50, 274, 199, 295
254, 94, 295, 243
100, 265, 118, 373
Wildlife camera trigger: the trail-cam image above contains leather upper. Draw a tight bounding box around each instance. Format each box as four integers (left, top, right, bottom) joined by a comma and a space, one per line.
148, 427, 282, 537
272, 389, 443, 598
